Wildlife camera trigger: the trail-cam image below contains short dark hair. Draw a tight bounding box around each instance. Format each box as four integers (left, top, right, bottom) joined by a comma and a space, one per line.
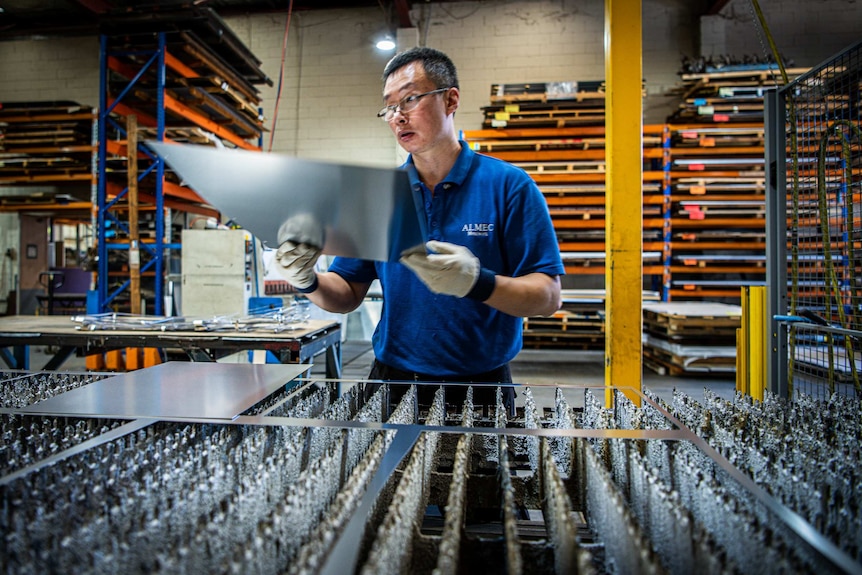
382, 47, 459, 90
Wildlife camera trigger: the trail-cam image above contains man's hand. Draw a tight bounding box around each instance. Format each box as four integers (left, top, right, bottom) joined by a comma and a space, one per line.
400, 240, 482, 298
274, 241, 321, 291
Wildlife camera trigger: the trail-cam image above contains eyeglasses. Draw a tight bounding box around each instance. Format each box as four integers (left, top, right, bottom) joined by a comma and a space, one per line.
376, 87, 450, 121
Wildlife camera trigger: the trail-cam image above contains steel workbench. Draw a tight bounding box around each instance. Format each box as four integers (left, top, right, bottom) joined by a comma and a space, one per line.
0, 315, 342, 377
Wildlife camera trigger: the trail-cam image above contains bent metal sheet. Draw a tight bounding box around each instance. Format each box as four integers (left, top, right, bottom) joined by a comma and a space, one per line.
146, 141, 426, 261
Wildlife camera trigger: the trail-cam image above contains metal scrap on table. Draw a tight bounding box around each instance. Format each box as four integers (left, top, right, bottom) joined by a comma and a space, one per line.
71, 300, 312, 333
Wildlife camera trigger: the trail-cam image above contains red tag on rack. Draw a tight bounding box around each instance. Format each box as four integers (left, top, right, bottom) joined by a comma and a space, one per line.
688, 163, 705, 171
684, 205, 705, 220
713, 114, 730, 122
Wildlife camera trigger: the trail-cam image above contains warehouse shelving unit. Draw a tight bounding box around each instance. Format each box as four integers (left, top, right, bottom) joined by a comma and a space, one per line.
661, 122, 767, 301
94, 8, 270, 314
0, 102, 99, 317
0, 102, 96, 193
463, 125, 665, 282
463, 122, 768, 303
658, 66, 811, 301
464, 69, 804, 305
462, 76, 781, 356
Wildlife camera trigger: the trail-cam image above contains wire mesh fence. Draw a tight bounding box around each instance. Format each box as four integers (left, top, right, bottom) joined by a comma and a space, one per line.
780, 40, 862, 398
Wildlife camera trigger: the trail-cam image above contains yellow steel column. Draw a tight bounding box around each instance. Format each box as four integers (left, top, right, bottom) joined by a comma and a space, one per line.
738, 286, 751, 396
750, 286, 766, 401
737, 285, 766, 401
604, 0, 643, 407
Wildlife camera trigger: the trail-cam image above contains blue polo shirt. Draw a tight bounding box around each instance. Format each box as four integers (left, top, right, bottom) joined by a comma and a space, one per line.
328, 141, 564, 376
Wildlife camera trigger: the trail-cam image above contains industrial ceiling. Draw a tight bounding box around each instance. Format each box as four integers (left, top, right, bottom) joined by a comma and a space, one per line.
0, 0, 418, 41
0, 0, 724, 42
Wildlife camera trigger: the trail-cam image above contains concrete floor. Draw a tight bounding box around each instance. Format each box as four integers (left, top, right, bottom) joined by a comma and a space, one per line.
21, 339, 738, 413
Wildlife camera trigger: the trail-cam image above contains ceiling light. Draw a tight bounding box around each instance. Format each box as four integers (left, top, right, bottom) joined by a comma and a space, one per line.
376, 36, 396, 51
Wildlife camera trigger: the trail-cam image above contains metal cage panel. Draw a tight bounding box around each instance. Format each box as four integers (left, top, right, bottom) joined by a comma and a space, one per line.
769, 41, 862, 398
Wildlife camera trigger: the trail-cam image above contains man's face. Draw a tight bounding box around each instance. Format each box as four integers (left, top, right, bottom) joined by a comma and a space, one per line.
382, 61, 458, 155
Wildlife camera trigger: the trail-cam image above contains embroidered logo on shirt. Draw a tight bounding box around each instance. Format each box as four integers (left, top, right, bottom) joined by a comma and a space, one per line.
462, 223, 494, 237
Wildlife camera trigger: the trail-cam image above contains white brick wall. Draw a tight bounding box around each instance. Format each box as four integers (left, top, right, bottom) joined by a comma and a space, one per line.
0, 36, 99, 104
412, 1, 607, 132
228, 8, 399, 165
700, 0, 861, 67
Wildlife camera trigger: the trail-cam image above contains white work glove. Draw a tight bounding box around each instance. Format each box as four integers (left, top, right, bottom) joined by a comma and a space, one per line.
400, 240, 488, 298
274, 213, 324, 291
274, 241, 321, 291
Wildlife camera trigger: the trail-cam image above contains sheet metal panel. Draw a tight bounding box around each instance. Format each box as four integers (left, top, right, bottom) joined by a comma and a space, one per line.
19, 362, 307, 419
146, 141, 426, 261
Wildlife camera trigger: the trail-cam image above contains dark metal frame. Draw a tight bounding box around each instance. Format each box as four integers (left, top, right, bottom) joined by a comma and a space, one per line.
97, 32, 170, 315
765, 40, 862, 398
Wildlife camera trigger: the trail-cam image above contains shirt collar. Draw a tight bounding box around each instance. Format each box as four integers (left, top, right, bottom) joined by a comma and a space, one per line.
405, 140, 474, 190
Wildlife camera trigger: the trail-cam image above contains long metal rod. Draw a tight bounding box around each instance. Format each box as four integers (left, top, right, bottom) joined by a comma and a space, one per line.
154, 31, 167, 315
97, 34, 109, 311
764, 88, 790, 397
775, 320, 862, 340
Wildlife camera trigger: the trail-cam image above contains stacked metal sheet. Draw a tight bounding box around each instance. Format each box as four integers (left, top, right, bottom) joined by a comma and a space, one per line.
0, 101, 95, 194
642, 302, 740, 376
1, 367, 859, 574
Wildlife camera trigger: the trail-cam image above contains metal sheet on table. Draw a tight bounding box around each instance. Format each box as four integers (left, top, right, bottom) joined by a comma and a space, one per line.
19, 362, 308, 420
146, 141, 426, 261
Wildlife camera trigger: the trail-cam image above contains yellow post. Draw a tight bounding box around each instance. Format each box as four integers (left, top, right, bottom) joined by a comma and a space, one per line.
737, 286, 766, 401
604, 0, 643, 407
749, 286, 766, 401
737, 287, 750, 395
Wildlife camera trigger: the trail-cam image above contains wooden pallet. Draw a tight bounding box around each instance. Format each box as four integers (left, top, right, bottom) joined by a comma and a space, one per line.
470, 137, 608, 152
523, 311, 604, 333
522, 333, 605, 350
642, 301, 741, 342
643, 346, 735, 376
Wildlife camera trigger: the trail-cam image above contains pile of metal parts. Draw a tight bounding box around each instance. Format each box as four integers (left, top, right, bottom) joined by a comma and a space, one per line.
665, 388, 862, 564
1, 367, 860, 574
71, 300, 311, 333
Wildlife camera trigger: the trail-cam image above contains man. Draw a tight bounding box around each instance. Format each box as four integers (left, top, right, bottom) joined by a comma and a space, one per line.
276, 47, 564, 414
